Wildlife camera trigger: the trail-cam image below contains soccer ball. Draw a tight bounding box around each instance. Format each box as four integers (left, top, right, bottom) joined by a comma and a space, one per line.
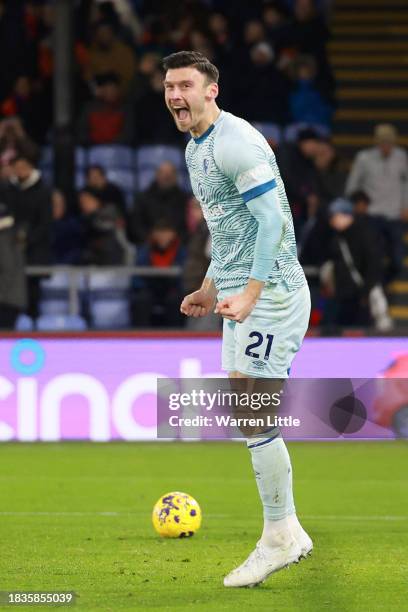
152, 491, 202, 538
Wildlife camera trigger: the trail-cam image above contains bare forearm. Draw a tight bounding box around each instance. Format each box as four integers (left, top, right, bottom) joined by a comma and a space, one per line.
244, 278, 264, 302
201, 275, 218, 298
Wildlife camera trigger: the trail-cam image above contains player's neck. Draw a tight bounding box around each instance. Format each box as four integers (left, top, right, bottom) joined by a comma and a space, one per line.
190, 105, 221, 139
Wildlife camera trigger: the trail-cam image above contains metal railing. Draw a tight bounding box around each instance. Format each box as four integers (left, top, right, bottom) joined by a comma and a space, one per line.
26, 265, 183, 316
26, 264, 320, 316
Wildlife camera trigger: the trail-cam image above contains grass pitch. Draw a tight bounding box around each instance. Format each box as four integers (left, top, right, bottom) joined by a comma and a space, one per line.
0, 441, 407, 611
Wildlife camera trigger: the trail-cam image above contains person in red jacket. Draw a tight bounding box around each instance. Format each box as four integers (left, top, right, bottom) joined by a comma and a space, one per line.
132, 220, 186, 327
77, 72, 133, 145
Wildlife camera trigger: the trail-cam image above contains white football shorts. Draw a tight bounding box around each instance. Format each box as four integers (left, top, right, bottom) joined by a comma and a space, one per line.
220, 282, 311, 378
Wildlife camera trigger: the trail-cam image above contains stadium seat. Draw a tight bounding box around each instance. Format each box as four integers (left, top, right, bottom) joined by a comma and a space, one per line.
40, 145, 53, 168
135, 145, 184, 171
179, 171, 191, 192
137, 168, 156, 191
39, 272, 85, 316
40, 272, 69, 315
88, 271, 131, 329
252, 122, 282, 145
123, 190, 134, 210
75, 170, 85, 189
284, 122, 331, 142
40, 168, 54, 186
137, 167, 190, 192
89, 298, 130, 329
15, 314, 34, 331
40, 146, 86, 190
88, 271, 129, 291
88, 145, 133, 170
75, 147, 87, 168
39, 145, 53, 186
40, 146, 87, 169
106, 169, 134, 193
39, 299, 69, 316
36, 314, 87, 331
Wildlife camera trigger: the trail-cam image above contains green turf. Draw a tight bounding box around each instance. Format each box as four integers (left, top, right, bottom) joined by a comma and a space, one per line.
0, 442, 407, 611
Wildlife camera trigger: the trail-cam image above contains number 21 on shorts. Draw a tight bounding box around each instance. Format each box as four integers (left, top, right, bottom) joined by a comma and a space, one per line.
245, 332, 274, 360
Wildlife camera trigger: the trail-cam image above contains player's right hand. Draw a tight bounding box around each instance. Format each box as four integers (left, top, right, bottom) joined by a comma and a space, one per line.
180, 289, 216, 318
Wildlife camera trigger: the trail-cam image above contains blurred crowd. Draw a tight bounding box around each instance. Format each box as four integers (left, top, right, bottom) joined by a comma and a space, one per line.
0, 0, 335, 148
0, 0, 407, 331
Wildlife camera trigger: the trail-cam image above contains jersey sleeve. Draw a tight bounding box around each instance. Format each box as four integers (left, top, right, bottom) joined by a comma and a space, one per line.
214, 124, 276, 203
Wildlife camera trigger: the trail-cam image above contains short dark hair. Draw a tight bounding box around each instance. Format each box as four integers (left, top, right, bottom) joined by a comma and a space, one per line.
162, 51, 219, 84
11, 150, 37, 167
297, 127, 320, 143
87, 164, 106, 176
95, 71, 120, 86
350, 190, 371, 205
79, 187, 102, 202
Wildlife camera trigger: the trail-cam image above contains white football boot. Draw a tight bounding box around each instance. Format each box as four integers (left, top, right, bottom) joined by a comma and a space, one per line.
223, 532, 301, 588
288, 514, 313, 558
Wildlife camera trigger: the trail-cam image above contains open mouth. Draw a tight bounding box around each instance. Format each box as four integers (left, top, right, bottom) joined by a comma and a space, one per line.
173, 107, 189, 121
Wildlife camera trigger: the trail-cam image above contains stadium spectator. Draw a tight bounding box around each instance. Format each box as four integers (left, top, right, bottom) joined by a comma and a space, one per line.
184, 197, 211, 292
276, 127, 321, 230
134, 69, 185, 144
234, 42, 290, 124
0, 75, 49, 144
183, 198, 219, 331
292, 0, 334, 100
78, 187, 129, 265
5, 150, 52, 317
208, 12, 234, 59
321, 198, 382, 327
350, 189, 370, 217
77, 72, 133, 145
314, 139, 347, 209
84, 20, 137, 95
127, 52, 161, 103
190, 30, 213, 58
103, 0, 143, 45
85, 165, 127, 219
0, 0, 32, 102
143, 14, 177, 56
51, 189, 83, 264
346, 124, 408, 282
88, 0, 142, 46
0, 0, 338, 330
243, 19, 267, 52
206, 13, 234, 104
0, 199, 26, 329
262, 2, 294, 61
132, 220, 185, 327
130, 161, 187, 244
289, 55, 333, 128
169, 14, 196, 51
0, 117, 38, 180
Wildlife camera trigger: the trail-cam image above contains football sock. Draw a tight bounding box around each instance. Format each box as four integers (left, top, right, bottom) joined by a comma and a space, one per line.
247, 434, 295, 548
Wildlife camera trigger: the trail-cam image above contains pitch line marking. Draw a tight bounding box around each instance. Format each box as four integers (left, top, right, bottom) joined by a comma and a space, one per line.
0, 512, 406, 521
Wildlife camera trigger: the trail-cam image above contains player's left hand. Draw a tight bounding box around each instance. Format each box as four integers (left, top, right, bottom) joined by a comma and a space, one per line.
214, 292, 256, 323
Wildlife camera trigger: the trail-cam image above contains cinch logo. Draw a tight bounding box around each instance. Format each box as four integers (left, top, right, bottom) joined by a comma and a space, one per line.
0, 340, 222, 442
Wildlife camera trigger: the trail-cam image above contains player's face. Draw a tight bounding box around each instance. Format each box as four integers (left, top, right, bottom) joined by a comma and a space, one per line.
164, 67, 216, 133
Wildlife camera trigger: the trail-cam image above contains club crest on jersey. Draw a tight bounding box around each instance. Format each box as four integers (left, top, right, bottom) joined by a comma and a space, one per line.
197, 182, 205, 201
203, 158, 210, 174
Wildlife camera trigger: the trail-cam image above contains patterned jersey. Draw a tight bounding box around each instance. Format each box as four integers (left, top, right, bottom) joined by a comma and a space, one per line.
185, 110, 305, 291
